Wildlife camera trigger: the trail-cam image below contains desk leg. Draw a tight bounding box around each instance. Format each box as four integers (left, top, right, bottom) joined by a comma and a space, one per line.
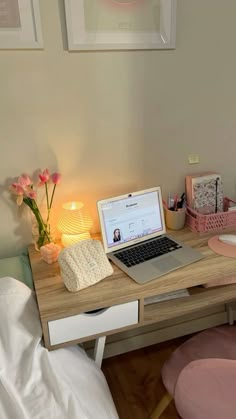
226, 304, 234, 325
94, 336, 106, 368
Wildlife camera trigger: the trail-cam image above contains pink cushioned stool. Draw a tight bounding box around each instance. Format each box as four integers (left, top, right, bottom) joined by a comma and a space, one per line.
150, 325, 236, 419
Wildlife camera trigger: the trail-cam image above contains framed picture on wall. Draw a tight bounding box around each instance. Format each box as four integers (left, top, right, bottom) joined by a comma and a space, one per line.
64, 0, 177, 51
0, 0, 43, 49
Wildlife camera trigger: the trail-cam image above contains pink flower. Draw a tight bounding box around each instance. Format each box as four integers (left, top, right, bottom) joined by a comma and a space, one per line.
38, 169, 50, 186
25, 188, 37, 200
18, 174, 32, 188
9, 183, 24, 206
10, 183, 24, 196
51, 172, 61, 185
9, 168, 62, 237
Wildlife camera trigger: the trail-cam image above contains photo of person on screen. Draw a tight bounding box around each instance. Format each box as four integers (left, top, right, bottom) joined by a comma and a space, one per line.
113, 228, 121, 242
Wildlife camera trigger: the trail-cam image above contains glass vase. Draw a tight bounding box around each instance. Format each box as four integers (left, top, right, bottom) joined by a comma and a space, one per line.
31, 211, 54, 251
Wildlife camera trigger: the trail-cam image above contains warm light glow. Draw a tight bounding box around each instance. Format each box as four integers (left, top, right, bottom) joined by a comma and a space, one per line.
61, 232, 91, 247
58, 201, 93, 247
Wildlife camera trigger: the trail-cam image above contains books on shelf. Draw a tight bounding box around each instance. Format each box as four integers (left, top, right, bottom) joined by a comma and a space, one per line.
185, 172, 223, 214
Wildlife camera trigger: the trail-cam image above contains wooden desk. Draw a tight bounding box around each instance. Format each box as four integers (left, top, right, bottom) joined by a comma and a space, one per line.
28, 228, 236, 366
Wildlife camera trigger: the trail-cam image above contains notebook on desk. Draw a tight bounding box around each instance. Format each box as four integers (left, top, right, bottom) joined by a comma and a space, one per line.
97, 187, 203, 284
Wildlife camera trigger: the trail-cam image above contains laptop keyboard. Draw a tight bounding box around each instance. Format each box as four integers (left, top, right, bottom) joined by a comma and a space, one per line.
114, 237, 182, 268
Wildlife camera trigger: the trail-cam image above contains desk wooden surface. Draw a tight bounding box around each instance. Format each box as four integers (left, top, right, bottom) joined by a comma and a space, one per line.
29, 227, 236, 324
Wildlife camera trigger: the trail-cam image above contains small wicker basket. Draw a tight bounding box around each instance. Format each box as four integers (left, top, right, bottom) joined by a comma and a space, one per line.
186, 204, 236, 233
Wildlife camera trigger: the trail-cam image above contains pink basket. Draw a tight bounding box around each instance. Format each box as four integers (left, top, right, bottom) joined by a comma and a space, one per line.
186, 205, 236, 233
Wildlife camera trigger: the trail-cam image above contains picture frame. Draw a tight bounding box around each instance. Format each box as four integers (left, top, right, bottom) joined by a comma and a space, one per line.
65, 0, 177, 51
0, 0, 43, 49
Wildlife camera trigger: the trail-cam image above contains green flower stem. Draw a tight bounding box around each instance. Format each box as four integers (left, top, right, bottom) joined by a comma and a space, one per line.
45, 207, 51, 238
45, 183, 49, 211
49, 184, 56, 209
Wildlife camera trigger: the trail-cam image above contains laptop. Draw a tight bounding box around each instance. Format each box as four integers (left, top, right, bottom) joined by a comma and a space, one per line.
97, 187, 203, 284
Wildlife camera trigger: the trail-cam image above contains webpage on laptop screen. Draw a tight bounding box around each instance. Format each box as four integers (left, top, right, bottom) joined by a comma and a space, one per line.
101, 191, 163, 249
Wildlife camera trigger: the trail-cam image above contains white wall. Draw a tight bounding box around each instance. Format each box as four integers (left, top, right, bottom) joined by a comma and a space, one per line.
1, 0, 236, 257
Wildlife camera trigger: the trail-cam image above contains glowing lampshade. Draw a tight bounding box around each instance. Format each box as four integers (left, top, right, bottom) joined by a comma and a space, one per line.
57, 201, 93, 247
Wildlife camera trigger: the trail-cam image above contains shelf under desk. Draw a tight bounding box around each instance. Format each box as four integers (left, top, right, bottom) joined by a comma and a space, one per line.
143, 284, 236, 324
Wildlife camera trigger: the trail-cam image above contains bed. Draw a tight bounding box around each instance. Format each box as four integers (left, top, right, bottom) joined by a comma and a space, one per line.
0, 258, 118, 419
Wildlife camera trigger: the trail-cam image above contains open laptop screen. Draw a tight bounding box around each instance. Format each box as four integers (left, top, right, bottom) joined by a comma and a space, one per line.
98, 188, 166, 253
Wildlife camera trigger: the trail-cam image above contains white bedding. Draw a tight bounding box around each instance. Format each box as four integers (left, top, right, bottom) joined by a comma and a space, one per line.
0, 277, 118, 419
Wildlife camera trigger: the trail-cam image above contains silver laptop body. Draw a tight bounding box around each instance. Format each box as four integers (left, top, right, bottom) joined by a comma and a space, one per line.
97, 187, 203, 284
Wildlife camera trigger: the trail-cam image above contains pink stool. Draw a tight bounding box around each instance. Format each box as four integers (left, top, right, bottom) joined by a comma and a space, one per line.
150, 325, 236, 419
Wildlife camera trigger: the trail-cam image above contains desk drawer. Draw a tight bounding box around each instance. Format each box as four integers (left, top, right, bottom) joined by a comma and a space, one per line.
48, 300, 139, 346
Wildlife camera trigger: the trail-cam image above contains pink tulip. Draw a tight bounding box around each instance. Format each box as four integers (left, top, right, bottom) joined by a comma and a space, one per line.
9, 167, 62, 217
51, 172, 61, 185
10, 183, 24, 196
9, 183, 24, 206
25, 188, 37, 200
38, 168, 50, 185
18, 174, 32, 188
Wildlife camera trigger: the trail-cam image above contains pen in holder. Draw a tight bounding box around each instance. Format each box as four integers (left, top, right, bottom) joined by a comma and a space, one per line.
165, 208, 186, 230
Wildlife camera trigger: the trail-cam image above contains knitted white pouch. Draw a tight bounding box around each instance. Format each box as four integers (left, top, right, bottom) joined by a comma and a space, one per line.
58, 239, 113, 292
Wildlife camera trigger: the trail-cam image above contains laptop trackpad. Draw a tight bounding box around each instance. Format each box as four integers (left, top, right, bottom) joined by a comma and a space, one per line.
152, 256, 180, 272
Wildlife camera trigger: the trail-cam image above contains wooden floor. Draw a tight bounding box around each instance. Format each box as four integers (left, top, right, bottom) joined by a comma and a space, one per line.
102, 338, 188, 419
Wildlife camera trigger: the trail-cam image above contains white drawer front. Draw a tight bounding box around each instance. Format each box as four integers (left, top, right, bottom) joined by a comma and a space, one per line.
49, 300, 138, 346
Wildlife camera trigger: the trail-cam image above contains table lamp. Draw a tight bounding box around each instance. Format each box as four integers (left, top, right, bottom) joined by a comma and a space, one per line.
57, 201, 93, 247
